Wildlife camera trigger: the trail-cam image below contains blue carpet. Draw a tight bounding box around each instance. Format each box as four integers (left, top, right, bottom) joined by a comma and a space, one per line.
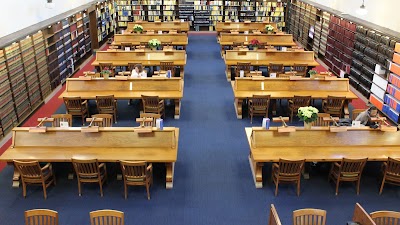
0, 35, 399, 225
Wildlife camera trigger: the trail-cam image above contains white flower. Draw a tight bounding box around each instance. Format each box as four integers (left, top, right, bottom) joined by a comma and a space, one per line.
265, 25, 274, 32
133, 24, 143, 32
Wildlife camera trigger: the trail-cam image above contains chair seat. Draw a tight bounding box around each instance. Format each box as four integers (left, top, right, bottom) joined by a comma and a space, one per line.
127, 177, 146, 182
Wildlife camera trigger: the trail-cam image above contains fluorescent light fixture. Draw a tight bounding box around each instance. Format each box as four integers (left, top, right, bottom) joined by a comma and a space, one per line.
356, 0, 368, 15
45, 0, 55, 9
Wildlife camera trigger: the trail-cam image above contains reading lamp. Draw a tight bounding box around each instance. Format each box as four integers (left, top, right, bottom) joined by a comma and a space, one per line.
356, 0, 368, 15
45, 0, 55, 9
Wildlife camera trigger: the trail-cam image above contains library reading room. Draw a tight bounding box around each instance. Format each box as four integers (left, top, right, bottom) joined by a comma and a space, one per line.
0, 0, 400, 224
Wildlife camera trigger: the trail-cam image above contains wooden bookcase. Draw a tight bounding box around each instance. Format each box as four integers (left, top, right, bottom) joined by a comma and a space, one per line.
96, 0, 117, 45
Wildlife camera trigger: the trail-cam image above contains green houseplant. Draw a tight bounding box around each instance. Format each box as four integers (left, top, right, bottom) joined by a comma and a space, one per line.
100, 69, 112, 79
297, 106, 319, 129
308, 70, 317, 78
265, 25, 274, 34
148, 39, 161, 50
133, 24, 143, 33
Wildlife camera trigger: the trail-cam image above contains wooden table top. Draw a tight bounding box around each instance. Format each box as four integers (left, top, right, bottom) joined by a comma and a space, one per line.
92, 60, 187, 67
245, 127, 400, 162
60, 91, 183, 99
112, 33, 188, 46
219, 33, 296, 46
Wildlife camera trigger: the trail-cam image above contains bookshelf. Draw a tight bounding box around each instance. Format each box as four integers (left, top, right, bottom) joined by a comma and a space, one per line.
97, 1, 117, 44
194, 0, 210, 30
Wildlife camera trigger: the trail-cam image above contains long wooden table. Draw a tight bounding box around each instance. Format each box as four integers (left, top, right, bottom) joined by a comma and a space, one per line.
112, 33, 188, 50
232, 77, 357, 119
0, 127, 179, 189
92, 50, 187, 78
127, 21, 190, 32
224, 50, 319, 81
219, 33, 296, 48
216, 22, 278, 34
245, 127, 400, 188
59, 77, 184, 119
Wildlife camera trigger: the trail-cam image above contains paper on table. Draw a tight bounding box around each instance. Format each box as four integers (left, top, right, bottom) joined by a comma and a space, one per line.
270, 73, 276, 78
60, 122, 69, 127
240, 70, 244, 78
261, 82, 264, 90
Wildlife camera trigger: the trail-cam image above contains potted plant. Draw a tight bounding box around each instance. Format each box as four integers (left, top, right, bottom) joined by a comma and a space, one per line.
148, 39, 161, 50
133, 24, 143, 33
100, 68, 112, 79
249, 39, 260, 50
265, 24, 274, 34
297, 106, 319, 129
308, 70, 317, 79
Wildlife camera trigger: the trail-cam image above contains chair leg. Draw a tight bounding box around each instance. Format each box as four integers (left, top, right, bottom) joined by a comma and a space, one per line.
297, 180, 301, 196
42, 182, 47, 199
124, 184, 128, 199
99, 181, 104, 197
274, 179, 279, 196
78, 181, 82, 196
22, 182, 27, 198
82, 115, 85, 126
379, 178, 385, 195
356, 179, 361, 195
290, 110, 293, 123
335, 179, 340, 195
146, 183, 151, 200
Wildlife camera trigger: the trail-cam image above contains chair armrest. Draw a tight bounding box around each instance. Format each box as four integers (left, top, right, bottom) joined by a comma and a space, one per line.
333, 162, 341, 168
381, 162, 387, 172
82, 100, 88, 105
99, 163, 106, 170
272, 163, 279, 169
288, 100, 294, 104
41, 163, 51, 171
147, 163, 153, 172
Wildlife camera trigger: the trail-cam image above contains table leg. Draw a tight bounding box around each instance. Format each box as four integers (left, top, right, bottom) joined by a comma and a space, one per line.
226, 66, 231, 82
180, 66, 184, 78
165, 162, 175, 189
344, 100, 350, 118
174, 99, 181, 119
248, 154, 263, 188
11, 164, 20, 188
234, 98, 243, 119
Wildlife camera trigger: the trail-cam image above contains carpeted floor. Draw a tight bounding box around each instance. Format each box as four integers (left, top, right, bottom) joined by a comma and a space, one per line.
0, 35, 398, 225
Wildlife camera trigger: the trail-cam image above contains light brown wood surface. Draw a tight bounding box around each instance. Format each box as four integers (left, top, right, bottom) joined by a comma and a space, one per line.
112, 33, 188, 48
0, 127, 179, 189
219, 33, 296, 47
127, 21, 190, 32
245, 127, 400, 188
59, 78, 183, 119
353, 203, 376, 225
216, 22, 277, 33
92, 50, 186, 77
232, 78, 357, 119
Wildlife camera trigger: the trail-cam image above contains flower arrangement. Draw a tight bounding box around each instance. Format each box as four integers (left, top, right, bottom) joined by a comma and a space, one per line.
148, 39, 161, 49
100, 67, 112, 78
249, 39, 261, 48
297, 106, 319, 123
133, 24, 143, 33
265, 25, 274, 33
308, 70, 317, 78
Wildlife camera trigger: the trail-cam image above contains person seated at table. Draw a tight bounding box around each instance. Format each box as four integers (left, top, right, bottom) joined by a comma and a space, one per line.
131, 64, 147, 78
355, 106, 378, 126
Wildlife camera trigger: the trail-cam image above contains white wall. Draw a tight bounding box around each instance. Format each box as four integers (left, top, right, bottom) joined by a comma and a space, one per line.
306, 0, 400, 33
0, 0, 95, 38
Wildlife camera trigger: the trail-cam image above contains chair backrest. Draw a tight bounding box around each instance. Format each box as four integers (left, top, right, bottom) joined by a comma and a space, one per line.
120, 161, 148, 181
278, 73, 292, 78
63, 97, 84, 111
127, 63, 141, 72
269, 204, 282, 225
259, 42, 268, 49
139, 113, 161, 127
142, 95, 160, 110
162, 41, 172, 47
278, 159, 305, 175
292, 96, 311, 108
292, 64, 308, 76
370, 211, 400, 225
99, 63, 113, 72
269, 63, 284, 74
339, 158, 368, 176
90, 210, 124, 225
236, 62, 251, 75
96, 95, 116, 110
293, 208, 327, 225
160, 61, 175, 72
92, 114, 113, 127
120, 42, 132, 50
385, 157, 400, 175
139, 42, 148, 47
14, 160, 43, 181
51, 114, 72, 127
72, 158, 100, 178
25, 209, 59, 225
311, 113, 331, 126
325, 96, 346, 109
251, 95, 271, 108
233, 42, 244, 47
352, 109, 365, 121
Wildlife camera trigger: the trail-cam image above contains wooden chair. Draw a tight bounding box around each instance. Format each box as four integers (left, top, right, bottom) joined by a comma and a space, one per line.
288, 96, 311, 122
120, 42, 133, 51
141, 95, 165, 118
379, 157, 400, 194
328, 158, 368, 195
51, 114, 72, 127
268, 204, 283, 225
232, 42, 244, 50
92, 114, 113, 127
235, 62, 251, 78
25, 209, 59, 225
95, 95, 118, 123
13, 160, 56, 199
139, 42, 148, 48
162, 41, 172, 47
291, 64, 308, 77
272, 159, 305, 196
63, 97, 89, 125
249, 95, 271, 124
370, 211, 400, 225
90, 210, 124, 225
268, 63, 285, 77
138, 113, 161, 127
120, 161, 153, 199
352, 109, 365, 121
160, 61, 175, 76
293, 208, 327, 225
311, 113, 331, 127
71, 158, 107, 197
278, 73, 292, 78
259, 42, 268, 49
322, 96, 346, 117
